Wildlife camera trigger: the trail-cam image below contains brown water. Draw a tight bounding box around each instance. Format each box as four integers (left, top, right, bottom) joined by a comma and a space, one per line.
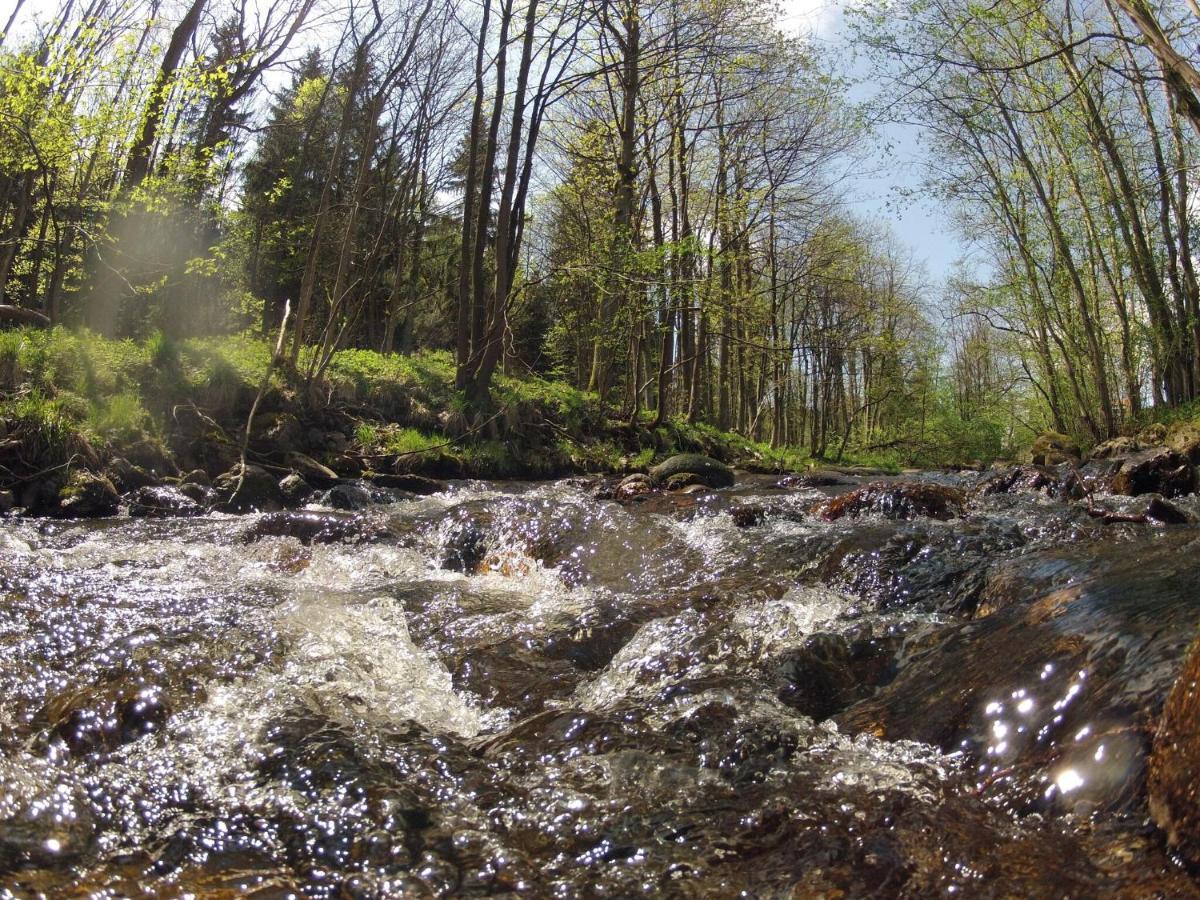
0, 475, 1196, 897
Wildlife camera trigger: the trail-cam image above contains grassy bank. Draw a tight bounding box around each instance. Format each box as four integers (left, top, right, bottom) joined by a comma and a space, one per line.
0, 327, 875, 493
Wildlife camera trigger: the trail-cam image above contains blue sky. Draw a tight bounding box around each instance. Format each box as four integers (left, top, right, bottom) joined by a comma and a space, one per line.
779, 0, 966, 284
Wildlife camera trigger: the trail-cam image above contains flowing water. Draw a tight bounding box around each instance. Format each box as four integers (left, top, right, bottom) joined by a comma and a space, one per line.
0, 475, 1197, 897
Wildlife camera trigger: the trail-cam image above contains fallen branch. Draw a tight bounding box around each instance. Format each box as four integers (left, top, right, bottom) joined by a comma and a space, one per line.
0, 305, 50, 329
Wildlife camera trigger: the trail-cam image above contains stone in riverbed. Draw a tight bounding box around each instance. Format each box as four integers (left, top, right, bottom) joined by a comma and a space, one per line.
322, 482, 376, 511
648, 453, 734, 489
248, 510, 388, 545
126, 485, 203, 518
818, 481, 965, 521
56, 470, 119, 518
1149, 637, 1200, 867
279, 473, 313, 506
214, 463, 285, 513
1109, 448, 1194, 498
614, 473, 653, 501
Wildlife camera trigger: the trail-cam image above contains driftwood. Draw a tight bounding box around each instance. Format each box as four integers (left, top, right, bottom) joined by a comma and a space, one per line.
0, 305, 50, 329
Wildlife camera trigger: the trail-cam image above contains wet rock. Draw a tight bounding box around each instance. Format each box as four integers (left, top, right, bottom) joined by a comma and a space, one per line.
731, 503, 806, 527
279, 473, 313, 506
665, 472, 707, 491
838, 531, 1200, 816
438, 517, 488, 573
322, 483, 376, 511
369, 473, 447, 494
1030, 431, 1080, 466
678, 483, 710, 495
819, 482, 965, 521
1085, 494, 1191, 526
56, 470, 119, 518
1109, 448, 1194, 498
181, 469, 211, 486
248, 511, 388, 545
126, 485, 204, 518
774, 630, 900, 720
778, 470, 853, 488
971, 465, 1081, 501
177, 482, 217, 506
649, 454, 734, 489
1149, 637, 1200, 867
105, 456, 159, 492
214, 463, 285, 513
0, 488, 12, 512
615, 473, 653, 501
284, 452, 338, 485
732, 504, 766, 527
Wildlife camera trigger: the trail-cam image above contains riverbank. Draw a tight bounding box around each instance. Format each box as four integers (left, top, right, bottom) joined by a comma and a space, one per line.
0, 327, 896, 516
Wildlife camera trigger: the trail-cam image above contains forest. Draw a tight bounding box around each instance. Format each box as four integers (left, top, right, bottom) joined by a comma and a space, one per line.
0, 0, 1197, 465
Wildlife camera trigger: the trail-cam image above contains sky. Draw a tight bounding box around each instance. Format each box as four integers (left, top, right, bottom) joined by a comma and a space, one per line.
778, 0, 967, 287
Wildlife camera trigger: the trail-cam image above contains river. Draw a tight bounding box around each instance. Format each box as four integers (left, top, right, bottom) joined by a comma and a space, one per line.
0, 473, 1197, 896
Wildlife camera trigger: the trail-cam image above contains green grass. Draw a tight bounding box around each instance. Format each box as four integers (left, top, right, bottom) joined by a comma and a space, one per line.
0, 324, 901, 479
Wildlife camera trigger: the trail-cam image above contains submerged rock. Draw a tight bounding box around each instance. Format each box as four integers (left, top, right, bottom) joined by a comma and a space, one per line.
248, 510, 389, 545
838, 531, 1200, 816
649, 453, 734, 489
818, 481, 965, 521
1150, 637, 1200, 867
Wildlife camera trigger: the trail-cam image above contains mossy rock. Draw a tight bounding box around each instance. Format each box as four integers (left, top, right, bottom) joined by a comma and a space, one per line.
57, 470, 119, 518
649, 453, 734, 488
1030, 431, 1080, 466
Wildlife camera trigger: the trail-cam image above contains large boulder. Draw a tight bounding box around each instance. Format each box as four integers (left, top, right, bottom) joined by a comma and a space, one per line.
1030, 431, 1080, 466
1149, 637, 1200, 867
819, 482, 965, 521
56, 470, 119, 518
1109, 448, 1194, 498
648, 454, 734, 489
